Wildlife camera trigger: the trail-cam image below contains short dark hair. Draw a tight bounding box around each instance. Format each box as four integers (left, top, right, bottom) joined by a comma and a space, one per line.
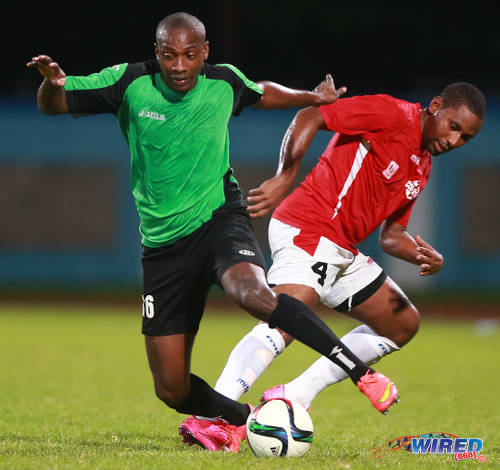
156, 12, 206, 42
440, 82, 486, 121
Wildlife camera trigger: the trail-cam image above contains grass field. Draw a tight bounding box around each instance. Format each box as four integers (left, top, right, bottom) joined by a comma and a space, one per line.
0, 302, 498, 469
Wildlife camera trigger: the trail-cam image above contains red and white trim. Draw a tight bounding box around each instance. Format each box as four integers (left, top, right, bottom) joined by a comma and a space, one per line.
332, 140, 370, 220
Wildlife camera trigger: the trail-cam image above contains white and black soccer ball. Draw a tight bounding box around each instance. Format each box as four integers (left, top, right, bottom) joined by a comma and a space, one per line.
246, 398, 314, 457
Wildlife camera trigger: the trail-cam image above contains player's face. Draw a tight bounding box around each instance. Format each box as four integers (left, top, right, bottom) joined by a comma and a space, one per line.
421, 98, 483, 156
155, 28, 209, 93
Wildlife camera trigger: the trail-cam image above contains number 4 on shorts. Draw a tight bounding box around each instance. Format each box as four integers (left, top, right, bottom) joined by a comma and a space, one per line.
311, 262, 328, 286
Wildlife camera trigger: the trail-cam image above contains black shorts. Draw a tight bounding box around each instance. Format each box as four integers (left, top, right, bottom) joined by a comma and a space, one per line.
141, 207, 266, 336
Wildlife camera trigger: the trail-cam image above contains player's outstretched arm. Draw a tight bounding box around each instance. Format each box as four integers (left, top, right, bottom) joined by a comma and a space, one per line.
247, 107, 326, 219
26, 55, 69, 115
380, 220, 444, 276
253, 74, 346, 109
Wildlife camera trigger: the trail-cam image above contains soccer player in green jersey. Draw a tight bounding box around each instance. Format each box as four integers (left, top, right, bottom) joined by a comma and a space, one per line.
27, 12, 399, 451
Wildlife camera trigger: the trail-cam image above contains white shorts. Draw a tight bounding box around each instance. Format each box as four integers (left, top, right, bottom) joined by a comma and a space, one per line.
267, 218, 384, 310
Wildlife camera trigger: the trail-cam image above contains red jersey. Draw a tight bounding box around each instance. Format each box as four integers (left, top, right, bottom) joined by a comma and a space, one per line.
273, 94, 432, 255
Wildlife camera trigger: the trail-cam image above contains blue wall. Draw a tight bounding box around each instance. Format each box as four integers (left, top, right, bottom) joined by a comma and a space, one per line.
1, 98, 498, 291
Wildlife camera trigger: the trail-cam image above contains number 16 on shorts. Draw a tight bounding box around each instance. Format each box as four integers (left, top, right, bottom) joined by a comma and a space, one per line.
142, 294, 155, 318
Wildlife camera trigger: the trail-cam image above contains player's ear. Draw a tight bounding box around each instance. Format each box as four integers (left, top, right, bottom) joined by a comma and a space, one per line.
154, 42, 159, 61
428, 96, 443, 115
203, 41, 209, 61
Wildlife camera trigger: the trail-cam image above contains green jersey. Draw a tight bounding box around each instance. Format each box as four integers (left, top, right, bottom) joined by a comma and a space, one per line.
64, 60, 263, 247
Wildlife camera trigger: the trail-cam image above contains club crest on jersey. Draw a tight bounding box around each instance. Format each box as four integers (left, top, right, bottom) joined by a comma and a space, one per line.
382, 161, 400, 180
405, 180, 421, 200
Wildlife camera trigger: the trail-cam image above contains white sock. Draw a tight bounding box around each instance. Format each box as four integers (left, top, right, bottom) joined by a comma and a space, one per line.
284, 325, 400, 409
214, 323, 285, 400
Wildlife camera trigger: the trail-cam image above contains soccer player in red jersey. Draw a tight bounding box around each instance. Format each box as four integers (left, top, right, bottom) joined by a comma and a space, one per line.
181, 82, 486, 446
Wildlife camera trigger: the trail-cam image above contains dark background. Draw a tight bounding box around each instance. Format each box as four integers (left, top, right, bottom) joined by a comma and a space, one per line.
2, 1, 499, 300
9, 1, 500, 99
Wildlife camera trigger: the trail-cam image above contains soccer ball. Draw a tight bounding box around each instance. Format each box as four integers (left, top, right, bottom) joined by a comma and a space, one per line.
246, 398, 314, 457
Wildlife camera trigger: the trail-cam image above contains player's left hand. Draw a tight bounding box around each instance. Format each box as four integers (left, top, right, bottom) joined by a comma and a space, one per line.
312, 74, 346, 105
415, 235, 444, 276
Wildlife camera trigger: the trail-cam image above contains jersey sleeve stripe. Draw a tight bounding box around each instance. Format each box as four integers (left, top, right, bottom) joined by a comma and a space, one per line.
204, 63, 262, 115
64, 63, 128, 92
216, 63, 262, 96
64, 61, 154, 116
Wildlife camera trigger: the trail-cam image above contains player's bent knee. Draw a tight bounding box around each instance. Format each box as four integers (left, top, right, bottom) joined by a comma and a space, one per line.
237, 285, 276, 321
221, 262, 277, 320
394, 304, 420, 347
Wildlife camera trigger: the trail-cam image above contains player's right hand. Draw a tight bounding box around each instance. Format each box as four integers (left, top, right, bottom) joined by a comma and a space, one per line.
26, 55, 66, 87
247, 175, 293, 219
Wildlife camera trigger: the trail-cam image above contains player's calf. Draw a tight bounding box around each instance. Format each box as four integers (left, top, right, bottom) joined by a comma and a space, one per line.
392, 303, 420, 347
153, 380, 189, 409
349, 279, 421, 348
368, 301, 420, 348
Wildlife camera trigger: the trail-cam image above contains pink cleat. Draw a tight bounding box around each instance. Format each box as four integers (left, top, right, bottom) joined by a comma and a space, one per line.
260, 384, 285, 403
357, 371, 399, 415
179, 416, 222, 451
179, 415, 245, 452
234, 404, 253, 443
261, 385, 311, 411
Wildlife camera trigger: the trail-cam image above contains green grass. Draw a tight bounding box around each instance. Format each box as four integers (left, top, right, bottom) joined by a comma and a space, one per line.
0, 302, 499, 469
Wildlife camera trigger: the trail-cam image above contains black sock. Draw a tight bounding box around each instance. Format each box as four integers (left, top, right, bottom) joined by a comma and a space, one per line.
269, 293, 374, 384
173, 374, 250, 425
